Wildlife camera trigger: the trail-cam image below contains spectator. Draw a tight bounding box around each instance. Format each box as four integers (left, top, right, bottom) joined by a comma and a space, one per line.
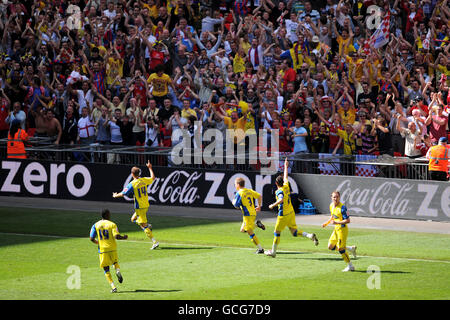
425, 93, 448, 143
45, 108, 62, 145
61, 105, 79, 145
5, 101, 26, 131
147, 64, 176, 107
0, 0, 446, 181
0, 89, 11, 138
374, 114, 393, 156
396, 113, 422, 158
95, 106, 111, 145
290, 118, 308, 154
77, 106, 96, 146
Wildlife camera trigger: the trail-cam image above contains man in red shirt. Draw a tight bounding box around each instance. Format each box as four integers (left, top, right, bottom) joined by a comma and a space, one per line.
425, 104, 448, 143
281, 59, 296, 92
0, 91, 10, 139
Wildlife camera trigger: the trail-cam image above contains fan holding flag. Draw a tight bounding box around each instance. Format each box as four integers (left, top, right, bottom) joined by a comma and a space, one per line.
362, 10, 391, 55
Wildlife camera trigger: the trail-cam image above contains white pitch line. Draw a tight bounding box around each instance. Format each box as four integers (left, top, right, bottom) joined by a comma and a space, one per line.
1, 232, 449, 265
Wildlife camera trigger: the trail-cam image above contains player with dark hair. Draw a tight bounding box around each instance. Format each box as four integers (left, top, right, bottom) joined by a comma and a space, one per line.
265, 158, 318, 258
113, 160, 159, 250
89, 209, 128, 293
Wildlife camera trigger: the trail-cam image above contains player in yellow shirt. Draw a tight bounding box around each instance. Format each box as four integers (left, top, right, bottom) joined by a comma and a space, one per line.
113, 160, 159, 250
322, 191, 357, 272
232, 177, 266, 254
265, 158, 319, 258
89, 209, 128, 293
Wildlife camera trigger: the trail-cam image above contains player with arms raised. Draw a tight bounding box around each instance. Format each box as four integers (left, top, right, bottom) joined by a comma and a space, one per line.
322, 191, 357, 272
265, 158, 319, 258
232, 177, 266, 254
90, 209, 128, 293
113, 160, 159, 250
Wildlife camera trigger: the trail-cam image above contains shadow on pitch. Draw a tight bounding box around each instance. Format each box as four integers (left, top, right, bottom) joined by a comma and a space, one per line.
352, 270, 411, 274
159, 246, 214, 250
118, 289, 182, 294
279, 255, 345, 261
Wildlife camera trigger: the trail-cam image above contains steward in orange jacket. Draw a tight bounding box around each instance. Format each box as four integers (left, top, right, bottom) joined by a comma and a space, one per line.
7, 120, 29, 159
426, 136, 449, 181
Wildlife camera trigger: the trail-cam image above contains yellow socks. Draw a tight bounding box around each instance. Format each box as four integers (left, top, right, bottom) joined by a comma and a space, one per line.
105, 271, 115, 289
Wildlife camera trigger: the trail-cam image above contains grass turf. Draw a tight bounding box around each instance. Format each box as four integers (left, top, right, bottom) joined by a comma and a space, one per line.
0, 206, 449, 300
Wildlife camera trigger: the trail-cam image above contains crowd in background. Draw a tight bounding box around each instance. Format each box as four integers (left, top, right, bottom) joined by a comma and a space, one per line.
1, 0, 450, 164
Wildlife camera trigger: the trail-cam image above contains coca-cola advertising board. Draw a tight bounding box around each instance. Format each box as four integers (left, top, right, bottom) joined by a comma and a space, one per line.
0, 160, 289, 210
292, 174, 450, 222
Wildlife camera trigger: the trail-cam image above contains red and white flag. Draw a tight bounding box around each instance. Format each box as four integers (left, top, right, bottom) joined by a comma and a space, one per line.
363, 12, 390, 53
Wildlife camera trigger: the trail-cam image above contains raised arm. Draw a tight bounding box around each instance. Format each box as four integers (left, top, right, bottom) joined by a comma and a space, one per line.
283, 157, 289, 183
146, 160, 155, 180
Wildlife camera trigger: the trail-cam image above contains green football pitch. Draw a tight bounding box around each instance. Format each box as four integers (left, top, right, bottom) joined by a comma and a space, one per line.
0, 206, 449, 300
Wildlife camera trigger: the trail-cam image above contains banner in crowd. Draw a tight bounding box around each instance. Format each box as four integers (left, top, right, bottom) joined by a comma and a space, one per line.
318, 153, 378, 177
292, 173, 450, 222
0, 159, 300, 210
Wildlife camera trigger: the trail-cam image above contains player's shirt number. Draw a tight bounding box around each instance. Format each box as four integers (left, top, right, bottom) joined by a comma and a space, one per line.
98, 229, 109, 240
137, 186, 147, 198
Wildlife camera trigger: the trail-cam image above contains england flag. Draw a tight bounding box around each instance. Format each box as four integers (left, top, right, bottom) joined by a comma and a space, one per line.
364, 12, 390, 53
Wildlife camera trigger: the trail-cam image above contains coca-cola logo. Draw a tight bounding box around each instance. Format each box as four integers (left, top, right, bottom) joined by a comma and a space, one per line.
122, 170, 202, 205
336, 180, 413, 216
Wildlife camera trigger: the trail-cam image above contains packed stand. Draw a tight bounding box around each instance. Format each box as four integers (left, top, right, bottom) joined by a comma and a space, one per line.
0, 0, 449, 167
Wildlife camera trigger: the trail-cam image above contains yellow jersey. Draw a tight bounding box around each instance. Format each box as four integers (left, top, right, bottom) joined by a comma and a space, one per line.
181, 107, 197, 120
147, 73, 172, 97
224, 116, 247, 144
106, 57, 124, 85
90, 219, 120, 253
232, 188, 261, 216
122, 177, 155, 209
275, 181, 295, 216
329, 202, 349, 231
337, 128, 356, 155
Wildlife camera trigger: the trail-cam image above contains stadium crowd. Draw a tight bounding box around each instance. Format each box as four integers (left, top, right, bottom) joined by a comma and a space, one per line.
1, 0, 450, 164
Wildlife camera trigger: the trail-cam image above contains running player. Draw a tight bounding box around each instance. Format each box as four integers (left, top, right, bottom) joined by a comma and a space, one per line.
89, 209, 128, 293
265, 158, 319, 258
113, 160, 159, 250
232, 177, 266, 254
322, 191, 357, 272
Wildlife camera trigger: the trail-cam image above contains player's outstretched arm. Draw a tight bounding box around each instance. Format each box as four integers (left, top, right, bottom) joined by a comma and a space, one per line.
268, 198, 283, 210
89, 237, 98, 244
322, 215, 333, 228
112, 192, 123, 198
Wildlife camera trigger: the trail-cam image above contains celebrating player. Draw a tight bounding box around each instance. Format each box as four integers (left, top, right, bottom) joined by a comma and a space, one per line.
113, 160, 159, 250
232, 177, 266, 254
89, 209, 128, 293
322, 191, 357, 272
265, 158, 319, 258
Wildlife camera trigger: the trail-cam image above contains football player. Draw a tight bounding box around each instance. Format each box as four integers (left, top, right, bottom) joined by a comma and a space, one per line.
113, 160, 159, 250
322, 191, 357, 272
232, 177, 266, 254
90, 209, 128, 293
265, 158, 319, 258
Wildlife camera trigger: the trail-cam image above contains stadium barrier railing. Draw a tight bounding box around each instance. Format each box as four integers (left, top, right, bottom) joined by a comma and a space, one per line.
0, 139, 430, 180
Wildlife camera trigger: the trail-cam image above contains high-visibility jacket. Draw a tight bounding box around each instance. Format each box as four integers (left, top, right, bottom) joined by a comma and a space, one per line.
428, 144, 449, 172
7, 129, 28, 159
